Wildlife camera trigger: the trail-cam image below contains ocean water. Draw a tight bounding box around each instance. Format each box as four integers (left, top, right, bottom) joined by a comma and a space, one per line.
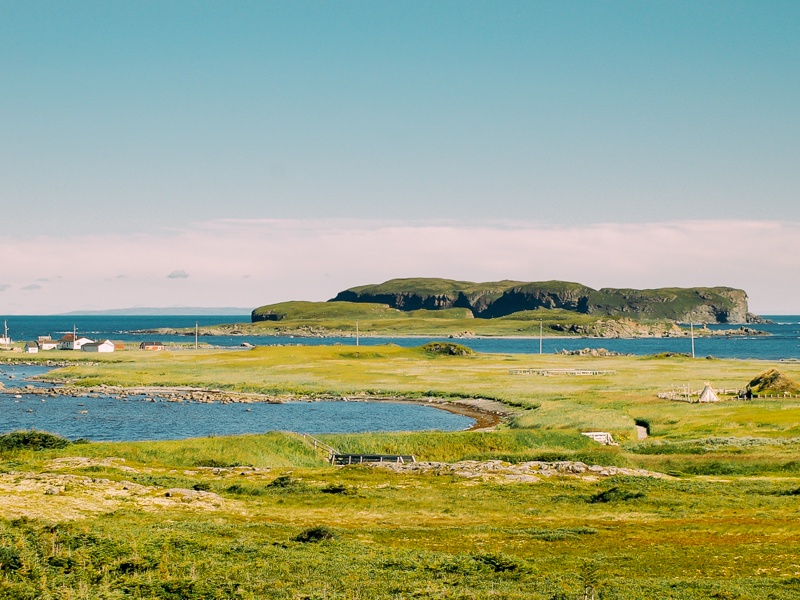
1, 314, 798, 360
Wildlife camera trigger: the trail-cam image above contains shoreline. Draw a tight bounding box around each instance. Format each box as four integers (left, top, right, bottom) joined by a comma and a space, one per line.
142, 328, 770, 341
3, 380, 510, 433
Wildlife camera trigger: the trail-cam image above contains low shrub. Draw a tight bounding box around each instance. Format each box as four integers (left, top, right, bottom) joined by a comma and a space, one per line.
293, 526, 335, 543
320, 483, 355, 495
267, 474, 309, 492
589, 486, 645, 503
420, 342, 476, 356
527, 527, 598, 541
473, 552, 524, 573
0, 547, 22, 572
0, 430, 71, 452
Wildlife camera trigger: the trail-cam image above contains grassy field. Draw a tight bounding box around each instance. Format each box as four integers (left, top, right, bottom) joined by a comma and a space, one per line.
2, 347, 800, 598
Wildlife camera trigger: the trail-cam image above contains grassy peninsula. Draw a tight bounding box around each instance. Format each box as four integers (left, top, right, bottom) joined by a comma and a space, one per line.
2, 347, 800, 598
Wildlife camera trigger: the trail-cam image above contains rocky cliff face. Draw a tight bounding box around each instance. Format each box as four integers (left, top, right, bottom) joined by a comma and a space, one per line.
331, 279, 520, 316
329, 279, 753, 324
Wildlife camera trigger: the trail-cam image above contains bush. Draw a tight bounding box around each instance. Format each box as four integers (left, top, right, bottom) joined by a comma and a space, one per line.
293, 526, 335, 543
224, 483, 267, 496
473, 552, 524, 573
589, 486, 645, 503
0, 547, 22, 572
267, 474, 309, 492
0, 430, 71, 452
421, 342, 476, 356
320, 483, 354, 495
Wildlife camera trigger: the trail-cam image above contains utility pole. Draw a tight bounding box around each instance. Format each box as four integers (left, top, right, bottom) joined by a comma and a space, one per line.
539, 320, 543, 355
195, 321, 198, 350
690, 322, 695, 359
355, 320, 359, 347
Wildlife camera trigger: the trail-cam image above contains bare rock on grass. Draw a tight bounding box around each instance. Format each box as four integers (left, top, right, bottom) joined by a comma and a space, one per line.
371, 460, 669, 482
0, 471, 237, 522
47, 456, 139, 473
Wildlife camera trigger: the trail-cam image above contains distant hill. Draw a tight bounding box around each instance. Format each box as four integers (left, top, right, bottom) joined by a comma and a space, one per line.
61, 307, 252, 316
323, 278, 758, 324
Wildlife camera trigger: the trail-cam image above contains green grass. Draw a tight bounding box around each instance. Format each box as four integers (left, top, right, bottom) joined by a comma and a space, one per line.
2, 347, 800, 596
28, 345, 800, 442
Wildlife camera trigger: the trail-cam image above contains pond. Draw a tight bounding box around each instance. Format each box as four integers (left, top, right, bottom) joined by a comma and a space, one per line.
0, 365, 475, 441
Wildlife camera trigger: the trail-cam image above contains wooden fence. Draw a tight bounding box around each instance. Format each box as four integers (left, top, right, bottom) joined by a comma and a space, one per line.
510, 369, 616, 376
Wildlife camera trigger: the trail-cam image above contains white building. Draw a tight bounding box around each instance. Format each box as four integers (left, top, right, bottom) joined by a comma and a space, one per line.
24, 341, 39, 353
82, 339, 115, 353
59, 334, 95, 350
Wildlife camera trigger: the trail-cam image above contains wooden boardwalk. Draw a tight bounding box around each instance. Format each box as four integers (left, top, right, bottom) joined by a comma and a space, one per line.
297, 433, 416, 465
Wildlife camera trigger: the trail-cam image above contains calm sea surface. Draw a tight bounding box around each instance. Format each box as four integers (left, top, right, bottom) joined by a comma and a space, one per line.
2, 314, 799, 360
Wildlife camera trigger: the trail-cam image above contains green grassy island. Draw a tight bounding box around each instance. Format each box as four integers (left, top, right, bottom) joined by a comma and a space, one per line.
1, 345, 800, 598
161, 278, 769, 339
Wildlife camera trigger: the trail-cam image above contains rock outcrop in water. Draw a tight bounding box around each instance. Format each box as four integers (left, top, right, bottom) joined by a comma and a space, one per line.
326, 278, 756, 324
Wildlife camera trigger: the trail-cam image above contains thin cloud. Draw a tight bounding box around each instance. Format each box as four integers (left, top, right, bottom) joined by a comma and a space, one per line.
0, 284, 9, 292
22, 284, 42, 291
0, 219, 798, 313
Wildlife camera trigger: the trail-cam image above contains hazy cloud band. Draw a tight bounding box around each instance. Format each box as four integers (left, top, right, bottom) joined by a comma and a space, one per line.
0, 219, 797, 314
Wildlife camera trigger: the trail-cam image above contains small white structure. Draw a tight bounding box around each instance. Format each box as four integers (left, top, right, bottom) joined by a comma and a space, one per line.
82, 339, 115, 353
582, 431, 617, 445
698, 383, 720, 403
39, 339, 59, 351
24, 341, 39, 353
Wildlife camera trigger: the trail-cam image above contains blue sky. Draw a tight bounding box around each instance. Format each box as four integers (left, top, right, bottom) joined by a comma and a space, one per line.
1, 1, 799, 313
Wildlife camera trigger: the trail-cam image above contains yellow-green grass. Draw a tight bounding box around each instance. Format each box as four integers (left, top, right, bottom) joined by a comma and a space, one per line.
2, 433, 800, 598
32, 345, 800, 436
5, 345, 800, 476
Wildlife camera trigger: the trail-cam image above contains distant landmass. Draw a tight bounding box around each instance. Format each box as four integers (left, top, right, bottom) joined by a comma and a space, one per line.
326, 278, 758, 324
61, 307, 252, 316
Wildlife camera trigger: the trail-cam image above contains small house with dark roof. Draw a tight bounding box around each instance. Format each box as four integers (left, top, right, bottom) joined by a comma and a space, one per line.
39, 338, 59, 350
59, 334, 94, 350
82, 339, 115, 353
140, 341, 165, 351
